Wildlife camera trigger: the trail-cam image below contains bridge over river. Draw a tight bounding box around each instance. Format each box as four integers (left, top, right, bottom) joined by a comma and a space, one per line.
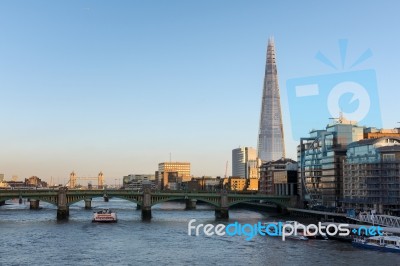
0, 188, 296, 220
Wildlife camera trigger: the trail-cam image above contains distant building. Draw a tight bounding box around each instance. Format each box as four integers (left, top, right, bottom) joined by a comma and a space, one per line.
224, 177, 247, 191
183, 176, 222, 192
247, 178, 259, 191
257, 38, 285, 162
24, 176, 48, 188
260, 158, 297, 196
98, 172, 105, 189
232, 147, 259, 179
157, 162, 191, 190
123, 174, 156, 190
343, 137, 400, 214
69, 171, 105, 188
6, 181, 25, 188
0, 174, 4, 182
0, 180, 10, 188
364, 127, 400, 139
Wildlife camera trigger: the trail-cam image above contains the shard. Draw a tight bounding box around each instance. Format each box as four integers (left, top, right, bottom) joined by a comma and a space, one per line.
257, 38, 285, 162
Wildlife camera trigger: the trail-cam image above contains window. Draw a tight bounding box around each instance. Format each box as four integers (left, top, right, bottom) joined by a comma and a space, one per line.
382, 154, 395, 161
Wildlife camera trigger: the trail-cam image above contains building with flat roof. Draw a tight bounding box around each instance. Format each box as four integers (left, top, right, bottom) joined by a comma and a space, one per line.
123, 174, 156, 190
24, 176, 47, 188
224, 177, 247, 191
343, 137, 400, 214
260, 158, 297, 196
297, 120, 364, 208
364, 127, 400, 139
232, 147, 258, 179
157, 162, 191, 190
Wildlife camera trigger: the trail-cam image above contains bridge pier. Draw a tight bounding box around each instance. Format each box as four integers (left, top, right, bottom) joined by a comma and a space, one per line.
19, 196, 23, 204
29, 200, 40, 210
276, 205, 288, 215
185, 199, 197, 210
141, 189, 152, 220
103, 194, 109, 202
0, 200, 5, 206
215, 208, 229, 219
136, 204, 141, 210
215, 192, 229, 219
57, 206, 70, 220
84, 198, 92, 209
57, 187, 69, 220
142, 207, 152, 220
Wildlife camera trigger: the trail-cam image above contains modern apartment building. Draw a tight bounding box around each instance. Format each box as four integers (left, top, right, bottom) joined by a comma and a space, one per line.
297, 120, 364, 208
343, 137, 400, 214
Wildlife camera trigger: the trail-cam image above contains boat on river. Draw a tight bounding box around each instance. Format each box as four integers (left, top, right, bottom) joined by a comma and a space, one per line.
352, 234, 400, 253
92, 209, 117, 223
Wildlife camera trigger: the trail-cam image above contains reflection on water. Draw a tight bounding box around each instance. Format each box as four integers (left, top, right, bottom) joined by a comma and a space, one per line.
0, 198, 398, 265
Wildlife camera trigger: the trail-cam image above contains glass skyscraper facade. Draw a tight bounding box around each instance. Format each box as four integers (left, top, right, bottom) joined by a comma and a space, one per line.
297, 122, 364, 207
232, 147, 258, 178
257, 38, 285, 162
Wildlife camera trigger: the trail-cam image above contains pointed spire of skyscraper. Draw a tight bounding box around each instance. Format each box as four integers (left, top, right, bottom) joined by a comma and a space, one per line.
257, 38, 285, 162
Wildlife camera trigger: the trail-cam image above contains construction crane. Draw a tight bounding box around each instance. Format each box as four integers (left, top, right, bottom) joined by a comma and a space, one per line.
224, 161, 228, 179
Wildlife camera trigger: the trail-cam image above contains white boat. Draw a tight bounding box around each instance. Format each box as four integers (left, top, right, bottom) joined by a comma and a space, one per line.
352, 234, 400, 253
92, 209, 117, 223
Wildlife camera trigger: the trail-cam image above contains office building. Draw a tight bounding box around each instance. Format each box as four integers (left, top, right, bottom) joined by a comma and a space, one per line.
260, 158, 297, 195
232, 147, 258, 178
123, 174, 156, 190
157, 162, 191, 190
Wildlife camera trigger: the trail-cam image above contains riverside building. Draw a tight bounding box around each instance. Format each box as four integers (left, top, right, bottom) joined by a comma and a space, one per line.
343, 137, 400, 215
297, 118, 364, 208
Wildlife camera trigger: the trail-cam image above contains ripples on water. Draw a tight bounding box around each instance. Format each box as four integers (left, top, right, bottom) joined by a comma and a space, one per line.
0, 198, 398, 266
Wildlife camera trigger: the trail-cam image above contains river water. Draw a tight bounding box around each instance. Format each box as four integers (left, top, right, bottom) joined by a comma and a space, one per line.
0, 198, 398, 266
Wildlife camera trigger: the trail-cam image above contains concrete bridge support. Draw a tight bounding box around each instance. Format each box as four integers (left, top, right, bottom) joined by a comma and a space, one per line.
19, 196, 23, 204
276, 205, 288, 214
29, 200, 40, 209
84, 198, 92, 209
103, 194, 109, 202
57, 187, 69, 220
185, 199, 197, 210
136, 204, 141, 210
141, 189, 152, 220
215, 193, 229, 219
215, 208, 229, 219
0, 200, 5, 206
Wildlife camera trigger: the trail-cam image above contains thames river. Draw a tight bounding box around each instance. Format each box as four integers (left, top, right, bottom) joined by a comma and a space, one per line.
0, 198, 398, 266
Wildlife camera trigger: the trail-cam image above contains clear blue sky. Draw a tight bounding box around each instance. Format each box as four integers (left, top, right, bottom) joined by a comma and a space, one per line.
1, 1, 399, 184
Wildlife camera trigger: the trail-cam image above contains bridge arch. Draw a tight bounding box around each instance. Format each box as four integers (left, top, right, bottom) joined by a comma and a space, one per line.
0, 195, 58, 206
150, 196, 220, 208
227, 198, 289, 209
67, 195, 141, 206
